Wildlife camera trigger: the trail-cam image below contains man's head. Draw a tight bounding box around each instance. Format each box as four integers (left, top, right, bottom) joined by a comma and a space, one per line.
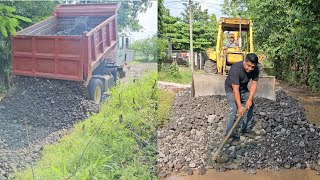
229, 33, 235, 42
243, 53, 258, 73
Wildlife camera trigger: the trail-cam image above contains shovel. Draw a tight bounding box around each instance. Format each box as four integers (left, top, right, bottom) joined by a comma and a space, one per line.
212, 107, 248, 162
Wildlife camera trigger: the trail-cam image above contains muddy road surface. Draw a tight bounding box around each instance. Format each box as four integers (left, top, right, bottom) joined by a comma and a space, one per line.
167, 169, 319, 180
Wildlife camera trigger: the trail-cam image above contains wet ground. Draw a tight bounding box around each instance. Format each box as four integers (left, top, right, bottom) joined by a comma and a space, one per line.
275, 80, 320, 126
161, 80, 320, 180
167, 169, 319, 180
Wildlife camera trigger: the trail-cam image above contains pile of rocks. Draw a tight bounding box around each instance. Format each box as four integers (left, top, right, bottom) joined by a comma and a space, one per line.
0, 76, 99, 178
157, 90, 320, 177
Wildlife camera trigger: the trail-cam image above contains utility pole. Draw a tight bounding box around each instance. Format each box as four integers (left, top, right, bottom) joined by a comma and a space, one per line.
189, 0, 194, 72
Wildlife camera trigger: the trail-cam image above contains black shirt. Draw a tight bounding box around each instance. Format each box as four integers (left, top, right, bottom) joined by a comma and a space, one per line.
225, 61, 259, 93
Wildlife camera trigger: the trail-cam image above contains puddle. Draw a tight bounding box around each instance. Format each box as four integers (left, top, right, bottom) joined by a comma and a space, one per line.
166, 169, 319, 180
276, 81, 320, 126
303, 105, 320, 126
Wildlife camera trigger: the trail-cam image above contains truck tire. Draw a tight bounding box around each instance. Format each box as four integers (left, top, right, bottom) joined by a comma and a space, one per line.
88, 78, 103, 104
115, 70, 120, 85
204, 60, 217, 73
119, 67, 125, 78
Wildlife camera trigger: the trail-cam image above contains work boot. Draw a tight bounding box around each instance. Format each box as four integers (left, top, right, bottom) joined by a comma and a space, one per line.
241, 129, 257, 138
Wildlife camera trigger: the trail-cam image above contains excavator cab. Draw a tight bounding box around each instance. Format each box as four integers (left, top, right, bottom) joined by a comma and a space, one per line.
192, 17, 276, 100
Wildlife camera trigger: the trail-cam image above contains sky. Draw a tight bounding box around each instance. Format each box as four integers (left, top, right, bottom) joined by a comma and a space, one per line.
130, 0, 157, 41
164, 0, 226, 20
129, 0, 226, 41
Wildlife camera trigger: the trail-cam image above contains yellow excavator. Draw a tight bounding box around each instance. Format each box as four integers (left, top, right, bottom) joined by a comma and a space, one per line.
191, 17, 276, 100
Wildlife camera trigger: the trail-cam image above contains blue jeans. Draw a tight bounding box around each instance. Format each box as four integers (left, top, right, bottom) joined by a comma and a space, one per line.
225, 91, 255, 138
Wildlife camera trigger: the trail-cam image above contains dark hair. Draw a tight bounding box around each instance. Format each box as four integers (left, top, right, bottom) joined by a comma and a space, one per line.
245, 53, 258, 65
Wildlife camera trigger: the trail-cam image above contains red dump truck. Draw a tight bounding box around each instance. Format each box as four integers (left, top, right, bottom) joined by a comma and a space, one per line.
11, 3, 129, 103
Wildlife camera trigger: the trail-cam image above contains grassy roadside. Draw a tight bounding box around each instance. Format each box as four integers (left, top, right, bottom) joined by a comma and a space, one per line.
157, 90, 176, 128
15, 72, 158, 180
128, 61, 142, 65
158, 65, 192, 84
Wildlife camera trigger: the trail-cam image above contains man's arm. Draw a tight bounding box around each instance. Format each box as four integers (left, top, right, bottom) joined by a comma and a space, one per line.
246, 80, 258, 108
249, 80, 258, 100
246, 66, 259, 108
232, 84, 244, 116
224, 40, 230, 50
234, 40, 239, 47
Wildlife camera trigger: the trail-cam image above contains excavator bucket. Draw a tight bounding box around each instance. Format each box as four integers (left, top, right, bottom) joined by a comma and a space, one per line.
191, 73, 276, 101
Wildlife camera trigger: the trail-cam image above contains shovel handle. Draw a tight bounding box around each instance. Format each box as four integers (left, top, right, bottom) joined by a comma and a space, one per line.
212, 107, 248, 161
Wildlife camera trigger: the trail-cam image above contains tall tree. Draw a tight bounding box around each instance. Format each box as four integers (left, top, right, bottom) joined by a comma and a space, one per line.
130, 36, 157, 61
161, 3, 217, 52
73, 0, 152, 31
158, 0, 168, 68
0, 1, 57, 86
180, 2, 210, 23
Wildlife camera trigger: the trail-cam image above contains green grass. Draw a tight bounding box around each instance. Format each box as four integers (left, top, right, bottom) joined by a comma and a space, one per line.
128, 61, 142, 65
15, 72, 158, 180
157, 90, 175, 127
158, 65, 192, 84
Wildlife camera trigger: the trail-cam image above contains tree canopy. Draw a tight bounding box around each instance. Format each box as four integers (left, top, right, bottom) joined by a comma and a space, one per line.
130, 36, 157, 62
160, 1, 217, 51
73, 0, 151, 31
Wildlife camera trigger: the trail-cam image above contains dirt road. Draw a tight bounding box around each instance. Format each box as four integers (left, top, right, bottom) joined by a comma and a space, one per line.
120, 62, 157, 84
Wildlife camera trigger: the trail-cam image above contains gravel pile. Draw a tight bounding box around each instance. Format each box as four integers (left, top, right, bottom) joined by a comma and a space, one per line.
157, 90, 320, 178
55, 16, 102, 36
0, 76, 99, 179
56, 24, 94, 35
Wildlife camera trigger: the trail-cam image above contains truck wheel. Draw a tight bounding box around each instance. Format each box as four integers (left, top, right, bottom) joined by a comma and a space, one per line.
115, 71, 120, 85
88, 78, 103, 104
204, 60, 217, 73
119, 68, 125, 78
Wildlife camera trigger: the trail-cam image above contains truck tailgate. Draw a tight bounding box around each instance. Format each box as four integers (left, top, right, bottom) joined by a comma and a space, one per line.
12, 35, 83, 81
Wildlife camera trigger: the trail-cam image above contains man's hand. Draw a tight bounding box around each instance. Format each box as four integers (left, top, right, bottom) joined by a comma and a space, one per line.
237, 106, 244, 116
245, 99, 252, 109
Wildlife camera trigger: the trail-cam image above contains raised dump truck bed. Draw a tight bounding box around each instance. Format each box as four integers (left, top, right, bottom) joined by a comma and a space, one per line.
11, 3, 120, 85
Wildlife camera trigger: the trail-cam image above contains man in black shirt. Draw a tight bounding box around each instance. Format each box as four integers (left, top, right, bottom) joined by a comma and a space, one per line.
225, 53, 259, 141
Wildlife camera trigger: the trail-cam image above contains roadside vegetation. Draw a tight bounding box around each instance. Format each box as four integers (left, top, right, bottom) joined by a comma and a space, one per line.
128, 61, 142, 66
130, 36, 158, 63
157, 90, 175, 127
158, 63, 192, 84
15, 72, 157, 180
